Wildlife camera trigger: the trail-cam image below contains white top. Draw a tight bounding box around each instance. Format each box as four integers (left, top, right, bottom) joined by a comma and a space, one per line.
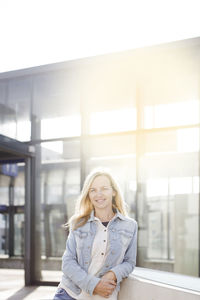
59, 217, 118, 300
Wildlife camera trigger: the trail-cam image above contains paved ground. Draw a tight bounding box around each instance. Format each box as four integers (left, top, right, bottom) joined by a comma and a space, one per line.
0, 269, 57, 300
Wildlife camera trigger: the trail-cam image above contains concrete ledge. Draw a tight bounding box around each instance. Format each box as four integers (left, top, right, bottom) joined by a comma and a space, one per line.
119, 274, 200, 300
0, 268, 199, 300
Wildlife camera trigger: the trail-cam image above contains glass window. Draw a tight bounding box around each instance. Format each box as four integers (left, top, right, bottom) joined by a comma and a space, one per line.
14, 166, 25, 205
41, 115, 81, 139
80, 59, 137, 135
33, 71, 81, 140
36, 140, 81, 281
144, 100, 199, 129
85, 134, 136, 158
0, 164, 25, 257
0, 78, 31, 141
14, 214, 24, 256
0, 175, 9, 205
90, 108, 136, 134
140, 47, 199, 129
138, 129, 199, 276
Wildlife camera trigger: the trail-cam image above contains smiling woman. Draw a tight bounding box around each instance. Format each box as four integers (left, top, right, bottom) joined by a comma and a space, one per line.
53, 168, 138, 300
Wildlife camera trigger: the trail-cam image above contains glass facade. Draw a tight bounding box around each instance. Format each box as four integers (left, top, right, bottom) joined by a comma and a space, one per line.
137, 129, 199, 276
0, 164, 25, 256
0, 37, 199, 282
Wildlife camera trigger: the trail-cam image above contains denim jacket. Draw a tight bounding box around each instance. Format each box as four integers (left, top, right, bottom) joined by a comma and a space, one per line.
60, 210, 138, 296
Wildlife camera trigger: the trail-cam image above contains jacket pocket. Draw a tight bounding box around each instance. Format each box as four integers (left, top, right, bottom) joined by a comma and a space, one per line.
118, 230, 133, 247
75, 231, 88, 249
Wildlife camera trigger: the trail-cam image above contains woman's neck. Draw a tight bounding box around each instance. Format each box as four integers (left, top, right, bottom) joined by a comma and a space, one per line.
94, 209, 115, 222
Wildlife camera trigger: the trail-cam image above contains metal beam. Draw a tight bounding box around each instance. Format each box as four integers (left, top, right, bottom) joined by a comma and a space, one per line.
0, 134, 34, 158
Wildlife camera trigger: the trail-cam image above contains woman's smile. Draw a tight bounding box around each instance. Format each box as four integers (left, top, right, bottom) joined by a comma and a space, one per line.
94, 198, 107, 206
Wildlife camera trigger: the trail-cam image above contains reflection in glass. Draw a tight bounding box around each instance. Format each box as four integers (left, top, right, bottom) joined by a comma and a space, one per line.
0, 213, 8, 255
14, 214, 24, 256
0, 166, 25, 257
0, 175, 9, 205
39, 140, 80, 281
14, 167, 25, 205
138, 129, 199, 276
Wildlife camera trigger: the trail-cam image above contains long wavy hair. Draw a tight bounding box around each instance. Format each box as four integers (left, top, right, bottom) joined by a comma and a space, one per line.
67, 168, 128, 230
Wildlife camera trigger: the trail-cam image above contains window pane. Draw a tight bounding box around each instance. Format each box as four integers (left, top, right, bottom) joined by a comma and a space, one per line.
90, 108, 136, 134
80, 59, 137, 134
0, 78, 31, 141
85, 134, 136, 158
36, 141, 81, 282
138, 129, 199, 276
140, 47, 199, 129
144, 100, 199, 129
33, 71, 81, 140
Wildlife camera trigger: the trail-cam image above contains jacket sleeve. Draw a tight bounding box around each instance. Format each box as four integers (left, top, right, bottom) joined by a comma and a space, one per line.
62, 229, 100, 295
110, 221, 138, 283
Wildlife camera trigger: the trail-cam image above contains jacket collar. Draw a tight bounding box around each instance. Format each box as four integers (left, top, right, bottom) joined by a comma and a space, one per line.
88, 209, 126, 222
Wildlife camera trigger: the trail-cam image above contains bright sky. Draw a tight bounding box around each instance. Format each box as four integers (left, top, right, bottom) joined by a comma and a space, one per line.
0, 0, 200, 73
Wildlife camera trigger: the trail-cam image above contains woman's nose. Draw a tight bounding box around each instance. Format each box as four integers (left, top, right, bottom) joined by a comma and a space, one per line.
96, 189, 103, 195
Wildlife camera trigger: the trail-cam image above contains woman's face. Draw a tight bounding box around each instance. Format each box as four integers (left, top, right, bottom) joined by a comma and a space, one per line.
88, 175, 116, 211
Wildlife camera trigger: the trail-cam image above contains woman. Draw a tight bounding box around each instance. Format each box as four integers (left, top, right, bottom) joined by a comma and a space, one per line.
53, 168, 138, 300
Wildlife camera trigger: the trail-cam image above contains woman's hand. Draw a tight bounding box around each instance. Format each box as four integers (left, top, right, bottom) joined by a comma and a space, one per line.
93, 278, 116, 298
102, 271, 117, 283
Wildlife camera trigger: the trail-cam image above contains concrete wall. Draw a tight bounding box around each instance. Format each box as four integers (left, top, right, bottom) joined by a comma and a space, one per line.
119, 274, 200, 300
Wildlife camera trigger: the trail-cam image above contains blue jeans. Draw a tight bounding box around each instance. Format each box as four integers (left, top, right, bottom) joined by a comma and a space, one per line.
53, 288, 76, 300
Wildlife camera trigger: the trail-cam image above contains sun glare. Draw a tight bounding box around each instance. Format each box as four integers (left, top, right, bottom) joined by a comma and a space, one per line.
144, 100, 199, 129
41, 115, 81, 139
0, 120, 31, 141
90, 108, 136, 135
146, 176, 199, 197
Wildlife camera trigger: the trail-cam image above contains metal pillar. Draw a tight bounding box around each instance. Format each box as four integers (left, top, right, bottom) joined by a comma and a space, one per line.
24, 157, 33, 285
8, 177, 15, 257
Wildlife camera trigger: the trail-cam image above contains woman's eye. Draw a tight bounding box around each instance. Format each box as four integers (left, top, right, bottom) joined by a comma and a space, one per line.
103, 187, 109, 191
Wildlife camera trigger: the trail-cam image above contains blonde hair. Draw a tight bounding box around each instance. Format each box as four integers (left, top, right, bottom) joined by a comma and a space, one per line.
67, 168, 128, 230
